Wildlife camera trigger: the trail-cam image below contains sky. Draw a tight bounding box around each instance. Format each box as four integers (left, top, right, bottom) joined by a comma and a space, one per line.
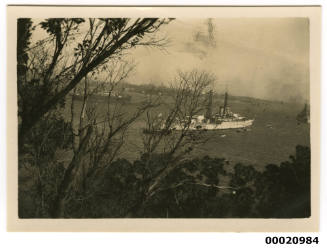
127, 18, 310, 102
30, 18, 310, 102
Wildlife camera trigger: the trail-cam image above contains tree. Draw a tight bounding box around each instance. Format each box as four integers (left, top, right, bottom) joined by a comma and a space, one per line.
255, 145, 311, 217
49, 59, 156, 217
48, 59, 160, 217
18, 107, 73, 217
18, 18, 172, 217
18, 18, 172, 150
122, 70, 216, 216
134, 145, 310, 218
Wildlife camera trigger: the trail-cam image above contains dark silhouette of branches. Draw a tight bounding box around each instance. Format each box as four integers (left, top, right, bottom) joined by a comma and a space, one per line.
18, 18, 172, 150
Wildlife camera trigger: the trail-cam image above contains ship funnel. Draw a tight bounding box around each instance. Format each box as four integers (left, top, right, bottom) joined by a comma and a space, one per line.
223, 91, 228, 116
205, 90, 213, 120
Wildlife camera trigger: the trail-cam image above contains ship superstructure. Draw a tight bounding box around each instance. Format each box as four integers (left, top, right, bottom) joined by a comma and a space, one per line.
173, 90, 254, 130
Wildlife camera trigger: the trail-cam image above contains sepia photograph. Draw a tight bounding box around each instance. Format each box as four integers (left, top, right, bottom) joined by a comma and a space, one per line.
6, 6, 321, 232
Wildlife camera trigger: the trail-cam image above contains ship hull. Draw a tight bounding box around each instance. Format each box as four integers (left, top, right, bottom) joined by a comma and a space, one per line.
173, 119, 254, 130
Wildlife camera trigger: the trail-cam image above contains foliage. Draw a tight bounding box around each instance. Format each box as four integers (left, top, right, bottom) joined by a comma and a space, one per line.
17, 18, 33, 78
38, 145, 310, 218
19, 111, 72, 217
18, 18, 172, 148
255, 145, 310, 217
17, 17, 172, 217
72, 145, 311, 218
17, 18, 310, 219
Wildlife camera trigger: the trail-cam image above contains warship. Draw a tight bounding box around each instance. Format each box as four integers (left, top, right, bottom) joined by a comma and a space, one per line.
172, 90, 254, 130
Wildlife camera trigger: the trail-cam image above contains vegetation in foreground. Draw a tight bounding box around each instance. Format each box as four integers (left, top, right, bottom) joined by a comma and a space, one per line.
17, 18, 310, 219
19, 145, 310, 218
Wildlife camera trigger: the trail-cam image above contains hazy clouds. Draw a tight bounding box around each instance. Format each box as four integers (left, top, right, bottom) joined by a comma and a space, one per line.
128, 18, 309, 102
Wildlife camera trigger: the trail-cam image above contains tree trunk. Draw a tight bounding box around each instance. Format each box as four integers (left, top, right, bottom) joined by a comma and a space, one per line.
50, 125, 92, 218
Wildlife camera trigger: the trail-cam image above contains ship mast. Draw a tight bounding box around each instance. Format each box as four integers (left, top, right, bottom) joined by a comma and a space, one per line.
223, 91, 228, 116
205, 90, 213, 120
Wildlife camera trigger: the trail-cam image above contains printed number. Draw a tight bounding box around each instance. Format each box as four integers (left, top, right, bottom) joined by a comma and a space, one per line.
265, 236, 319, 244
313, 237, 319, 244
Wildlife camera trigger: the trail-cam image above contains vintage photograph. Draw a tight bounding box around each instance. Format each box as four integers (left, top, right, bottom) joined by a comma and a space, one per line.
7, 6, 321, 232
16, 16, 312, 219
